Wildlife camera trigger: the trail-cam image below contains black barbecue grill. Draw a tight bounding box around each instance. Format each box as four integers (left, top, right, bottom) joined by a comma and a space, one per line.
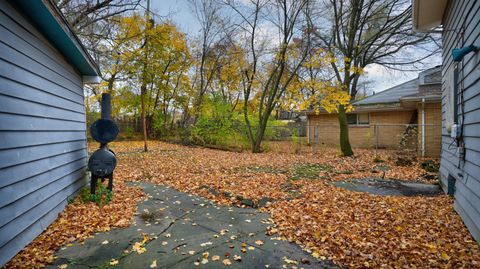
88, 93, 118, 194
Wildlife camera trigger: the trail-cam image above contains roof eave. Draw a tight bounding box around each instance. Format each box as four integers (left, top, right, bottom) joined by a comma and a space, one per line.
306, 103, 412, 115
412, 0, 448, 32
11, 0, 100, 77
400, 95, 442, 102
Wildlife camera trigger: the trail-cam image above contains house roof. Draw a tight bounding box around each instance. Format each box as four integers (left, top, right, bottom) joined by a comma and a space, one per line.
305, 66, 442, 115
11, 0, 100, 77
354, 79, 420, 106
353, 66, 442, 107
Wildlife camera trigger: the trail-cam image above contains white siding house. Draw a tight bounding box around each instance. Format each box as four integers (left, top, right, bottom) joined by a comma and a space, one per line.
413, 0, 480, 242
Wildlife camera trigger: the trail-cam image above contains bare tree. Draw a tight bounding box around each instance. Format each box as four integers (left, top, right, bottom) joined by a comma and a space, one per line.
311, 0, 440, 156
55, 0, 141, 30
226, 0, 312, 152
55, 0, 144, 77
188, 0, 226, 122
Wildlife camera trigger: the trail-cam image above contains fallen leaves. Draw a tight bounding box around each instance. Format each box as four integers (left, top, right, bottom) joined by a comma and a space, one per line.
282, 256, 298, 264
132, 241, 146, 254
222, 259, 232, 266
6, 176, 145, 268
110, 141, 479, 268
255, 240, 264, 246
6, 141, 480, 268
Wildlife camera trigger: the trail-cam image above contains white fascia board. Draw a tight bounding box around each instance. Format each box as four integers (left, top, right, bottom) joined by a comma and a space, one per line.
82, 76, 102, 84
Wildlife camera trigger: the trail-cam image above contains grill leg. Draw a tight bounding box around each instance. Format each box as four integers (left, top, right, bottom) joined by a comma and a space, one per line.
107, 174, 113, 191
90, 175, 98, 194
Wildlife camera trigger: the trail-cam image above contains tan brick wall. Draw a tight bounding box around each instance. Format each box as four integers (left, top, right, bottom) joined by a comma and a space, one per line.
417, 102, 442, 157
307, 105, 441, 157
307, 110, 416, 149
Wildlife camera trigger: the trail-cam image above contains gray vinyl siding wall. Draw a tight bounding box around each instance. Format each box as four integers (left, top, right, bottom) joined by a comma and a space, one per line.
440, 0, 480, 242
0, 1, 88, 266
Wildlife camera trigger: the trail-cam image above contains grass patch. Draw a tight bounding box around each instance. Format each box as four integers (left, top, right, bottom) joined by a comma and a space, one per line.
421, 160, 439, 173
244, 165, 288, 174
79, 183, 113, 207
140, 212, 156, 222
289, 163, 331, 180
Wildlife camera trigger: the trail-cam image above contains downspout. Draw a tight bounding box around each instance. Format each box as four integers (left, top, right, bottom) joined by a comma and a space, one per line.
421, 98, 425, 157
307, 116, 310, 144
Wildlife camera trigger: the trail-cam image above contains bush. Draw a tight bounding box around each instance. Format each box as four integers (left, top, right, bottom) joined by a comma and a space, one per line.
191, 97, 249, 149
80, 181, 113, 207
124, 126, 135, 139
152, 110, 172, 136
421, 160, 439, 173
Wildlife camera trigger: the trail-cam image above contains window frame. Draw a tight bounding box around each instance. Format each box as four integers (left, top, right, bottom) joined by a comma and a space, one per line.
347, 113, 370, 126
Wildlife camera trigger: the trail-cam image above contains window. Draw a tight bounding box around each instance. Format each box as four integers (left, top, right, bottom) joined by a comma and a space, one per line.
347, 113, 370, 125
347, 114, 357, 125
358, 113, 370, 125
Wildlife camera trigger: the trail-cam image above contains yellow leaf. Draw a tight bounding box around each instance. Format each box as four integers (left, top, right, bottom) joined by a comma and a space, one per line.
223, 259, 232, 266
441, 252, 450, 261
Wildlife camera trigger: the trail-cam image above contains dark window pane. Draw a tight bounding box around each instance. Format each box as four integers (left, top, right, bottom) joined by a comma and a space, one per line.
347, 114, 357, 124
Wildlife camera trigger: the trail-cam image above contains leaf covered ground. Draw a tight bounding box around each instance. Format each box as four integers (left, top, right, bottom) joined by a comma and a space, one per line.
7, 141, 480, 268
114, 141, 479, 268
5, 181, 145, 268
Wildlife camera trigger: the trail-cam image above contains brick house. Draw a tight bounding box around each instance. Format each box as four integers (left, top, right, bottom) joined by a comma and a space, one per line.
307, 66, 442, 157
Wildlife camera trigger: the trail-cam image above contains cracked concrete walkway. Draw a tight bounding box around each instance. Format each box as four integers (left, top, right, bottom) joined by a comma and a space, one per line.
48, 182, 336, 269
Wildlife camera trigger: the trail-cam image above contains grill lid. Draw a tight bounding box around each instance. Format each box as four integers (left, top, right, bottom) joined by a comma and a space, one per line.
88, 147, 117, 177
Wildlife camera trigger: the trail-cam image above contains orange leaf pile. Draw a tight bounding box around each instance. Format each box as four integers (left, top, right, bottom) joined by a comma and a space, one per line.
112, 141, 479, 268
5, 140, 480, 268
5, 180, 144, 268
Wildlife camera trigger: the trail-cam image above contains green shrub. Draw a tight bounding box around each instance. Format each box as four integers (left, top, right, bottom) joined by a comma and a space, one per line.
191, 96, 249, 149
152, 110, 172, 136
421, 160, 439, 173
80, 181, 113, 207
124, 126, 135, 139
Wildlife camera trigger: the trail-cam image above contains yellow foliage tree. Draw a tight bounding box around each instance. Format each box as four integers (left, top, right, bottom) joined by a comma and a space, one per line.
282, 48, 353, 115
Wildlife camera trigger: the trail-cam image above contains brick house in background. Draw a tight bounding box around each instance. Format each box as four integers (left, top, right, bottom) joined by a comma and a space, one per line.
307, 66, 442, 157
413, 0, 480, 242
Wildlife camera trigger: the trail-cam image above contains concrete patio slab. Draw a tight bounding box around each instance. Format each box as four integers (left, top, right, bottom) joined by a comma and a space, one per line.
47, 182, 336, 269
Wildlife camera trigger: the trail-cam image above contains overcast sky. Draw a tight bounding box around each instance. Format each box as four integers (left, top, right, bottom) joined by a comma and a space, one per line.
150, 0, 442, 95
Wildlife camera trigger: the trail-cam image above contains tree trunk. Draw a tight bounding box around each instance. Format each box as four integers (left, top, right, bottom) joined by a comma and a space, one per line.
251, 114, 268, 153
338, 105, 353, 156
141, 84, 148, 152
252, 128, 263, 153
